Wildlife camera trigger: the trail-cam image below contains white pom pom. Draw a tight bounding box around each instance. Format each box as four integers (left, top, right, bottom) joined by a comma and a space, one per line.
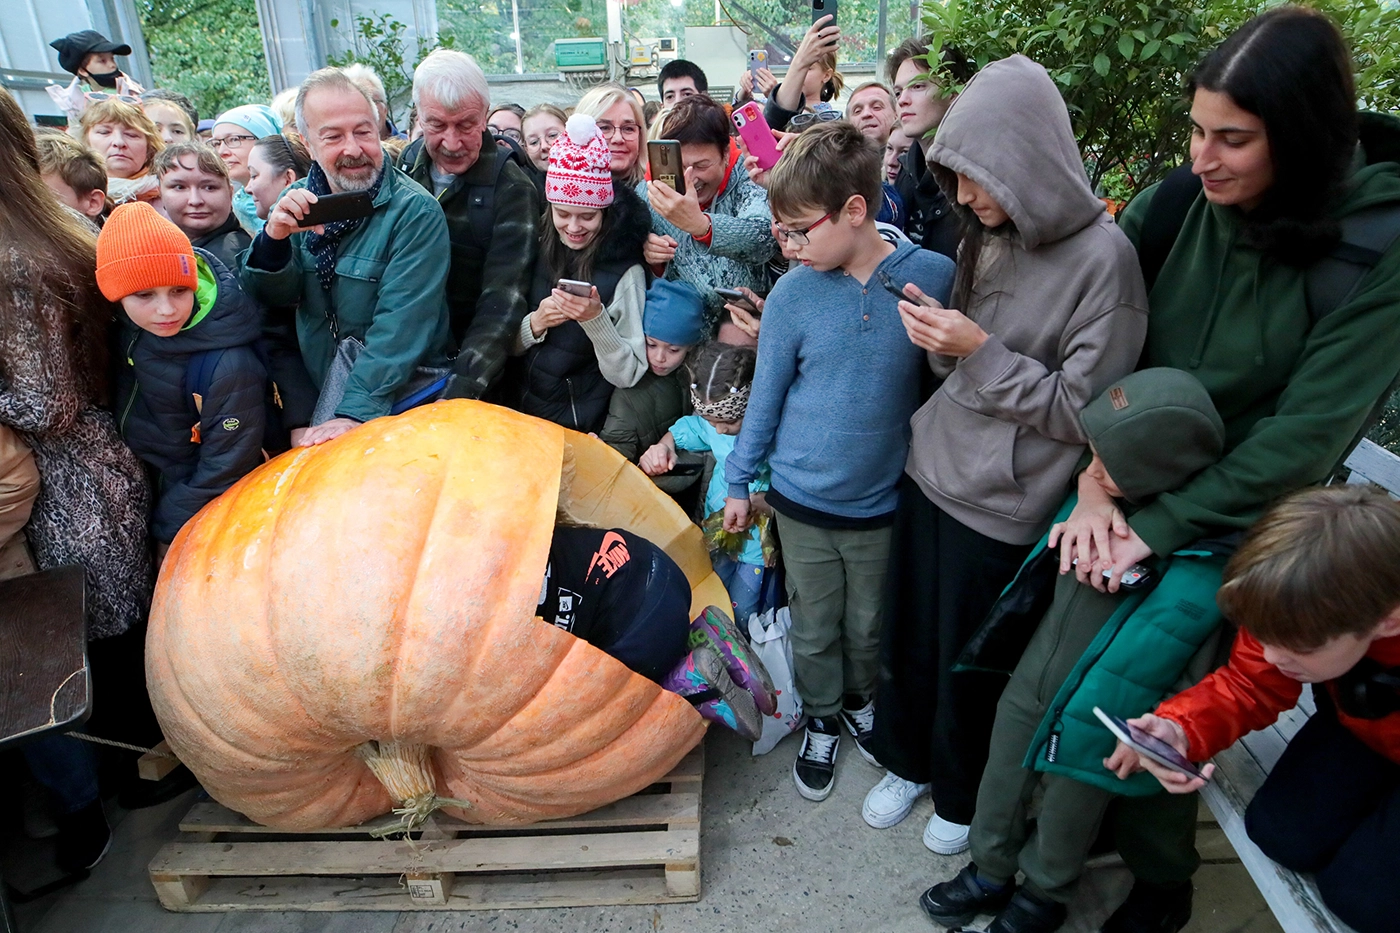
565, 113, 600, 145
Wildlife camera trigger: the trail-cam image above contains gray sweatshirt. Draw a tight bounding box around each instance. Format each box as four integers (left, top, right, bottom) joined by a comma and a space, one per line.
907, 55, 1149, 545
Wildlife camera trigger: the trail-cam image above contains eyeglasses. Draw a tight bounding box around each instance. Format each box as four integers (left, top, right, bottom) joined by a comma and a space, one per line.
210, 134, 257, 151
788, 110, 842, 131
774, 210, 835, 246
490, 125, 523, 143
596, 121, 641, 140
84, 91, 142, 105
526, 130, 561, 149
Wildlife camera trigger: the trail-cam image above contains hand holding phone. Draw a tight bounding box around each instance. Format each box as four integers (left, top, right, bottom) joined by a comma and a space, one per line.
715, 287, 761, 315
732, 101, 782, 172
647, 140, 685, 195
1095, 707, 1210, 784
557, 278, 592, 298
299, 190, 376, 228
811, 0, 837, 26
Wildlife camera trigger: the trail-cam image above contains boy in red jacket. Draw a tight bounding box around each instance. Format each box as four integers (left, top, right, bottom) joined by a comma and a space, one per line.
1108, 484, 1400, 933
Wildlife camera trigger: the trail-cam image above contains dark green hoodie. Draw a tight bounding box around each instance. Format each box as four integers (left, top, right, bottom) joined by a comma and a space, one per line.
1118, 123, 1400, 554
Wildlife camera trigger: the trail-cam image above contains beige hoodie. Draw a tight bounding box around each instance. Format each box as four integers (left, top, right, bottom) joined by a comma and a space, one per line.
906, 55, 1149, 545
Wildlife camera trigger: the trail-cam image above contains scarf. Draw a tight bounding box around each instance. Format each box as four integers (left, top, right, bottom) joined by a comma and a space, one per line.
304, 161, 384, 295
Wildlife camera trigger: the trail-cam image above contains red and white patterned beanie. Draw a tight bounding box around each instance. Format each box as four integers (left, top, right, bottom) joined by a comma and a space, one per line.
546, 114, 615, 209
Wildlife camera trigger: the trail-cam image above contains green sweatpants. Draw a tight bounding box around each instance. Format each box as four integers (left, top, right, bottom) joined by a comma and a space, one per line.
774, 511, 891, 718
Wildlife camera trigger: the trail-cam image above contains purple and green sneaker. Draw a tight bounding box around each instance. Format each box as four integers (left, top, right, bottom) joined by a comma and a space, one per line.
661, 646, 763, 741
689, 606, 778, 716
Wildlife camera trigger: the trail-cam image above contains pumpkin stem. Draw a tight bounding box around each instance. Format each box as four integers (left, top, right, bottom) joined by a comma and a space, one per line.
355, 740, 473, 840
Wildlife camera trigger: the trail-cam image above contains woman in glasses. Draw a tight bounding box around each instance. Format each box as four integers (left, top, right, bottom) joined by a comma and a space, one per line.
765, 16, 845, 133
210, 104, 283, 235
575, 83, 648, 186
520, 103, 567, 198
79, 98, 164, 208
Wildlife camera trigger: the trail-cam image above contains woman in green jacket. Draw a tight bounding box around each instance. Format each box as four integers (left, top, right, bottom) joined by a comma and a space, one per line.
1053, 8, 1400, 932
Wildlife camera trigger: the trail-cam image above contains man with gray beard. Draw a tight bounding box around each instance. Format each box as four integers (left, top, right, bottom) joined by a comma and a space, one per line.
240, 67, 452, 446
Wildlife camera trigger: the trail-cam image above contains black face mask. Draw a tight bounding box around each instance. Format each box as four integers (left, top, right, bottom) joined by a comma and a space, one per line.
87, 69, 122, 88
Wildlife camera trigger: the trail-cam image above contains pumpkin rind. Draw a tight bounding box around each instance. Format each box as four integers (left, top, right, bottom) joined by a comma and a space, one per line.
146, 401, 713, 828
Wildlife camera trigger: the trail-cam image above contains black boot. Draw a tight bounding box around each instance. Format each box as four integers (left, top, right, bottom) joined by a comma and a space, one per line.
55, 800, 111, 875
984, 889, 1067, 933
920, 864, 1015, 927
1100, 879, 1193, 933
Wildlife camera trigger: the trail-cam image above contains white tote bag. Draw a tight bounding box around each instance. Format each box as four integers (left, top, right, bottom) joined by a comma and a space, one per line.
748, 606, 804, 755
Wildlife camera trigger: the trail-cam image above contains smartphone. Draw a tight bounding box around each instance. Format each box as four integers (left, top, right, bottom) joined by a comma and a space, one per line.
647, 140, 685, 195
715, 286, 760, 315
1093, 707, 1207, 781
812, 0, 837, 26
557, 278, 592, 298
748, 49, 768, 81
298, 190, 375, 227
731, 101, 782, 172
1070, 558, 1154, 591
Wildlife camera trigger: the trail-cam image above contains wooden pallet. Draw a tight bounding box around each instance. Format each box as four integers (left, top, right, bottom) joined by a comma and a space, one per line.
149, 744, 703, 912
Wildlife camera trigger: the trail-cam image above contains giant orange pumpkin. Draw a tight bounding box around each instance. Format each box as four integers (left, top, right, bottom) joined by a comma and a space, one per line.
146, 400, 723, 828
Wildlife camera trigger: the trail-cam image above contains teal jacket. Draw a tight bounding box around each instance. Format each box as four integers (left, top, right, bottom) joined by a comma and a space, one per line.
238, 166, 453, 423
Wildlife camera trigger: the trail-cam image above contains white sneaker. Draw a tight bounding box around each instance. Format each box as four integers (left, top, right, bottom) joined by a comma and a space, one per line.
923, 812, 971, 854
861, 771, 931, 829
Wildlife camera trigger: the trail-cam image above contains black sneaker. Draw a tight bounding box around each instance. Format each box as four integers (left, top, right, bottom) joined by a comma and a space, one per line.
55, 800, 112, 875
837, 694, 880, 767
1100, 879, 1193, 933
792, 716, 840, 801
984, 889, 1068, 933
920, 863, 1015, 927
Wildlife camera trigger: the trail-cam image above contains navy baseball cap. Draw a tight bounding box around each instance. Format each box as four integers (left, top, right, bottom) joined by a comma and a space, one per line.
50, 31, 132, 76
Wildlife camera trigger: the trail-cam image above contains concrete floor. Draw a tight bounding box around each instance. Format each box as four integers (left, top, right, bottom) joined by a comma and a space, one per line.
5, 728, 1283, 933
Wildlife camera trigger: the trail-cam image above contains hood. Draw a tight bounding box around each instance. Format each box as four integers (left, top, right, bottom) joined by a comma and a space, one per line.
928, 55, 1106, 249
1080, 368, 1225, 504
596, 181, 652, 267
128, 249, 262, 354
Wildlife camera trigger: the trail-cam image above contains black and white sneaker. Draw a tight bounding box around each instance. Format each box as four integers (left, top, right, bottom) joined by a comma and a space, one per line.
793, 716, 841, 800
838, 694, 880, 767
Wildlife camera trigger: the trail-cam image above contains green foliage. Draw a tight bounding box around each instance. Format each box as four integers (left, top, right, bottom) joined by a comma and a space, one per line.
327, 13, 457, 120
138, 0, 270, 120
921, 0, 1400, 198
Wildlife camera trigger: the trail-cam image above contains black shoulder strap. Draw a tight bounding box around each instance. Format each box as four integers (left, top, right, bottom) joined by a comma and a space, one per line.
464, 143, 518, 245
1135, 165, 1202, 293
1305, 201, 1400, 323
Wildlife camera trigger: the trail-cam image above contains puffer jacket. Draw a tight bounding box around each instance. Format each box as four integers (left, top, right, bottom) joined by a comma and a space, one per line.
598, 366, 692, 462
191, 213, 251, 274
117, 250, 267, 543
905, 55, 1148, 546
509, 184, 651, 433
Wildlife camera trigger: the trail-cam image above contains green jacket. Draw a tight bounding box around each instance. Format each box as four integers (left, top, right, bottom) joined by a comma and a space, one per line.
1117, 132, 1400, 555
237, 166, 452, 423
399, 134, 540, 399
598, 367, 692, 463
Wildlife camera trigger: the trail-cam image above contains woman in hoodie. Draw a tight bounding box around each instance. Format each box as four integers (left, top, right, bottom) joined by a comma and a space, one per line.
1055, 10, 1400, 930
508, 114, 651, 434
862, 55, 1149, 857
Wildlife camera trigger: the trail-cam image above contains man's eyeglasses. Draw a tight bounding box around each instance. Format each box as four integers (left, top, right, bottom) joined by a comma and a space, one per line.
788, 109, 843, 131
596, 121, 641, 140
210, 134, 257, 151
774, 209, 835, 246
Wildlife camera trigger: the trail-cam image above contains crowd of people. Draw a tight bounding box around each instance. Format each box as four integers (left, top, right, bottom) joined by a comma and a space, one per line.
3, 7, 1400, 932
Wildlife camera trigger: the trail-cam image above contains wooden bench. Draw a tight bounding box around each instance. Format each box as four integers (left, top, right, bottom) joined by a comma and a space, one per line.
1198, 440, 1400, 933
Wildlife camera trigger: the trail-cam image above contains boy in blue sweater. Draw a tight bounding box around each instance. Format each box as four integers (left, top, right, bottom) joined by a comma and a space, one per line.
724, 123, 955, 799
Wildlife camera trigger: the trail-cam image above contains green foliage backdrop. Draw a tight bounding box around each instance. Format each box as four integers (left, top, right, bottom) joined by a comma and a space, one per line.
139, 0, 271, 121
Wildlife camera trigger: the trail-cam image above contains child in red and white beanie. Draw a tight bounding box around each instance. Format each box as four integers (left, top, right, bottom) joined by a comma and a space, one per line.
545, 114, 615, 208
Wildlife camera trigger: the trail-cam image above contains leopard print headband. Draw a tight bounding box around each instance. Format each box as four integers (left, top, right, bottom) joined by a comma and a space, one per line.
690, 383, 750, 422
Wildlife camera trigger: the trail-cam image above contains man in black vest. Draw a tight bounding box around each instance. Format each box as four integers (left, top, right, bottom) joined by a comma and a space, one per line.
888, 38, 972, 262
398, 49, 541, 401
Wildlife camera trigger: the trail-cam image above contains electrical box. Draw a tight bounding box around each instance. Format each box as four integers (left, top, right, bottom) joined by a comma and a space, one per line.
628, 37, 680, 66
555, 38, 609, 72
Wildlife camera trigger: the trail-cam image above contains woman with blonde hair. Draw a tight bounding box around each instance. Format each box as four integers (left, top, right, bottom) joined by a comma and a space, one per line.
575, 83, 648, 185
79, 97, 164, 206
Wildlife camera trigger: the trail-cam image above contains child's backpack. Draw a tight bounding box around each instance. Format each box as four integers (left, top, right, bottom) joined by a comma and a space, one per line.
184, 343, 288, 455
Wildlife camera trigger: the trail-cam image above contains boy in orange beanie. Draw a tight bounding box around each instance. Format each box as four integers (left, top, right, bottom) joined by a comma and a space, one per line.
98, 202, 268, 565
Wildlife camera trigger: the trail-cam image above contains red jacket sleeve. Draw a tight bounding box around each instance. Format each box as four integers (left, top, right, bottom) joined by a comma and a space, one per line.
1154, 629, 1303, 761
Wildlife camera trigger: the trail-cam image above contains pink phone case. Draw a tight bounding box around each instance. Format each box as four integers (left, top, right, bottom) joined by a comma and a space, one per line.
732, 101, 782, 172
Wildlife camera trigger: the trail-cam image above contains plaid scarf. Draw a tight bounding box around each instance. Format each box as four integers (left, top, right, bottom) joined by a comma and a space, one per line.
304, 161, 385, 295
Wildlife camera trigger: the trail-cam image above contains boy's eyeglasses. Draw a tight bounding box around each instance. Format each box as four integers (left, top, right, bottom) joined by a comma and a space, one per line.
774, 210, 835, 246
788, 110, 842, 131
210, 134, 257, 151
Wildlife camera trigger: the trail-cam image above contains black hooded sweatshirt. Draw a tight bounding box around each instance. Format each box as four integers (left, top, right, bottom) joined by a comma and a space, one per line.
116, 249, 267, 543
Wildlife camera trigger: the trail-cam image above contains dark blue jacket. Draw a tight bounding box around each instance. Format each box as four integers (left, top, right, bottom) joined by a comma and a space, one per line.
116, 249, 267, 543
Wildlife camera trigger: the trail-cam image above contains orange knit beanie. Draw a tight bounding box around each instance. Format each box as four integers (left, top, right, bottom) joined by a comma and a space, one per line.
96, 202, 198, 301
